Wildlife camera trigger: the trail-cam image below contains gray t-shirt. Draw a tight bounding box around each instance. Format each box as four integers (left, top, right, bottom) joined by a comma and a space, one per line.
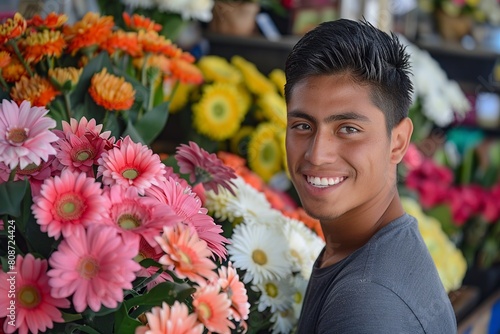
296, 213, 457, 334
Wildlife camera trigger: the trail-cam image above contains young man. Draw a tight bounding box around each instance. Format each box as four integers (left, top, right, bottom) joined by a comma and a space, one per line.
285, 19, 457, 333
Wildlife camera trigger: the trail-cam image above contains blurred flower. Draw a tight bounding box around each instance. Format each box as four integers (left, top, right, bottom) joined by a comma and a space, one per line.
0, 99, 58, 169
0, 51, 12, 68
253, 278, 294, 313
192, 284, 232, 333
248, 123, 283, 183
27, 12, 68, 29
10, 75, 59, 107
155, 0, 214, 21
48, 67, 83, 92
217, 263, 250, 322
88, 68, 136, 111
135, 301, 204, 334
197, 55, 242, 84
21, 30, 66, 64
231, 55, 275, 95
170, 58, 204, 84
0, 254, 70, 334
63, 12, 114, 55
269, 68, 285, 96
122, 12, 162, 32
0, 13, 26, 44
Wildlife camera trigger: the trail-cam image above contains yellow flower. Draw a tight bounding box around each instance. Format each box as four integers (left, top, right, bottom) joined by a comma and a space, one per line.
48, 67, 83, 92
235, 83, 251, 115
277, 128, 289, 177
247, 123, 282, 182
258, 92, 287, 129
88, 68, 135, 111
230, 125, 254, 155
164, 80, 194, 113
197, 55, 242, 84
192, 83, 244, 141
231, 55, 275, 96
269, 68, 286, 96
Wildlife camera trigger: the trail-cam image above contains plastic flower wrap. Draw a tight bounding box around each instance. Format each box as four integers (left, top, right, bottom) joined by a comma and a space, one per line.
0, 11, 203, 146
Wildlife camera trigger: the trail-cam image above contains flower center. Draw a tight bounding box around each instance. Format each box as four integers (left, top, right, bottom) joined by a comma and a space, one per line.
252, 249, 267, 265
134, 251, 146, 263
18, 285, 40, 309
55, 193, 85, 221
265, 282, 278, 298
118, 214, 140, 230
178, 249, 192, 265
293, 291, 302, 304
122, 168, 139, 180
16, 162, 43, 175
197, 302, 212, 321
77, 257, 99, 279
212, 102, 226, 119
262, 143, 275, 163
75, 149, 92, 161
7, 127, 28, 144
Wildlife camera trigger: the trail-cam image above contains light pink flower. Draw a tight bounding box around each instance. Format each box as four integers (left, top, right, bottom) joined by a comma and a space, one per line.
0, 99, 58, 170
218, 263, 250, 322
135, 301, 203, 334
175, 141, 237, 195
0, 254, 70, 334
32, 170, 106, 239
103, 185, 181, 247
62, 116, 112, 140
97, 136, 166, 195
155, 224, 217, 286
146, 177, 228, 259
48, 225, 141, 312
192, 284, 233, 334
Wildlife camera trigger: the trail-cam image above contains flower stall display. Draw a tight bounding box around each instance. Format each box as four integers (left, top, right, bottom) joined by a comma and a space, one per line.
0, 11, 203, 146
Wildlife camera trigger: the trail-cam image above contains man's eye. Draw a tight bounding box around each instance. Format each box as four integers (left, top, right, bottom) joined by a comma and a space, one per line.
292, 123, 311, 130
339, 126, 359, 134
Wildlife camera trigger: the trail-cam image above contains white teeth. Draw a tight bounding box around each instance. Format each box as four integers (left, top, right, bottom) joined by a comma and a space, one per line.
306, 176, 345, 187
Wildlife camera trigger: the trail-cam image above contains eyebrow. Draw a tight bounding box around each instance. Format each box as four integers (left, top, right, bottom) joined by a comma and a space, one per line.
287, 110, 370, 123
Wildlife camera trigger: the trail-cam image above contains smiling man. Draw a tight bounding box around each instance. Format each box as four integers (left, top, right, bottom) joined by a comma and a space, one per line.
285, 20, 457, 333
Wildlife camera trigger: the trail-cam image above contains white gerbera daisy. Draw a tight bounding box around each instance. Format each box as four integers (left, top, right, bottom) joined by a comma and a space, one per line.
121, 0, 155, 9
228, 222, 292, 284
205, 184, 237, 223
291, 275, 308, 319
252, 278, 293, 313
282, 216, 325, 279
270, 307, 296, 334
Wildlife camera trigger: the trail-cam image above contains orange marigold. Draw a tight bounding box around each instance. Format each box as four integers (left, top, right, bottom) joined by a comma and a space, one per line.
137, 30, 181, 57
133, 54, 171, 73
10, 75, 59, 107
170, 58, 204, 85
2, 58, 28, 82
88, 68, 135, 111
0, 51, 12, 68
180, 51, 195, 64
0, 13, 27, 44
48, 67, 82, 91
28, 12, 68, 29
64, 12, 114, 55
22, 30, 66, 63
100, 31, 141, 57
123, 13, 161, 32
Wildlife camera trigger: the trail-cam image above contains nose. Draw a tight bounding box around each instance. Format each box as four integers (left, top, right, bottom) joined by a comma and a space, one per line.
304, 130, 336, 165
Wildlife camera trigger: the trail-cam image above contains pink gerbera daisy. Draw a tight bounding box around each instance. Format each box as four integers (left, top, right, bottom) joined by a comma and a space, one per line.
62, 116, 112, 140
0, 254, 70, 334
55, 132, 108, 175
47, 225, 141, 313
97, 136, 166, 195
135, 301, 204, 334
103, 185, 180, 247
192, 284, 233, 334
175, 141, 237, 195
146, 177, 228, 259
218, 263, 250, 322
0, 99, 58, 170
135, 238, 173, 291
31, 170, 106, 239
155, 224, 217, 286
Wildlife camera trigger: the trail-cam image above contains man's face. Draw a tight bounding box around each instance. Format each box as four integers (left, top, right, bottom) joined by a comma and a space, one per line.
286, 74, 397, 223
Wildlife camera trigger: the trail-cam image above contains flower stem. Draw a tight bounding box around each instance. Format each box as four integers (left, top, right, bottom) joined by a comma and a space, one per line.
8, 168, 17, 182
0, 71, 9, 91
141, 53, 151, 86
8, 40, 33, 77
64, 92, 72, 120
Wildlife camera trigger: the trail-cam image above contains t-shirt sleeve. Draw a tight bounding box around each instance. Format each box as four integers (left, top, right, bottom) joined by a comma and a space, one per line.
316, 280, 425, 334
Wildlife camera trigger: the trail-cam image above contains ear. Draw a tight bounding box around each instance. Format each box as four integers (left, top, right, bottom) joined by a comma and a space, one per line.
390, 117, 413, 164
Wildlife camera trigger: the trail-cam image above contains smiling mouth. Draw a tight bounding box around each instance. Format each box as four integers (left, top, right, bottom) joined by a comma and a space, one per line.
306, 175, 346, 188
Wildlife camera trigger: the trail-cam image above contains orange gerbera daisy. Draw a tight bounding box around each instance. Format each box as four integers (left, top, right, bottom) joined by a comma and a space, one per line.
1, 57, 27, 82
10, 75, 59, 106
170, 58, 204, 85
133, 54, 171, 74
28, 12, 68, 29
48, 67, 82, 91
100, 30, 141, 57
88, 68, 135, 111
138, 30, 181, 57
0, 13, 27, 44
64, 12, 114, 55
0, 51, 11, 68
122, 12, 161, 32
22, 30, 66, 63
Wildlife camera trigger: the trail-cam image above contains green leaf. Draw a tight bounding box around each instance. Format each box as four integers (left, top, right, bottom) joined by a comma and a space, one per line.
61, 311, 83, 322
130, 101, 170, 145
64, 323, 103, 334
126, 281, 195, 309
0, 179, 29, 216
122, 72, 149, 111
103, 112, 122, 139
114, 301, 142, 334
122, 121, 145, 144
426, 204, 459, 237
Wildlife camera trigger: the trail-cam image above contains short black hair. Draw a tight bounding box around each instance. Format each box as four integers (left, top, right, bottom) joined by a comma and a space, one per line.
284, 19, 413, 133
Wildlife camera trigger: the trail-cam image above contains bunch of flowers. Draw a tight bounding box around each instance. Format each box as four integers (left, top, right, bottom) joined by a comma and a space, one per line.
0, 99, 256, 334
166, 54, 289, 189
0, 11, 203, 146
401, 143, 500, 269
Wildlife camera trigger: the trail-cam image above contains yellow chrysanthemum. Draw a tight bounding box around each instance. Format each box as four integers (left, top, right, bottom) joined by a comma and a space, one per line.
277, 128, 289, 177
235, 83, 251, 115
10, 74, 59, 107
22, 30, 66, 63
197, 55, 242, 84
269, 68, 286, 96
231, 55, 275, 96
88, 68, 135, 111
230, 125, 254, 156
164, 80, 194, 113
192, 83, 243, 141
247, 123, 282, 182
48, 67, 83, 91
258, 92, 287, 129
